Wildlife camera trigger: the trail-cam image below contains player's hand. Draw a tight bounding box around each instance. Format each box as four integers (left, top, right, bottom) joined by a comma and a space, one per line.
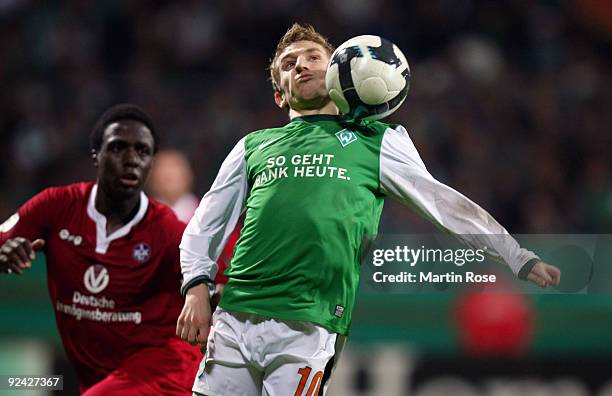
527, 261, 561, 288
176, 283, 211, 353
0, 238, 45, 275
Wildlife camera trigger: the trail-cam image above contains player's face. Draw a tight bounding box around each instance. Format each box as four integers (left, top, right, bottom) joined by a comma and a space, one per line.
275, 40, 331, 111
95, 120, 155, 199
149, 151, 193, 201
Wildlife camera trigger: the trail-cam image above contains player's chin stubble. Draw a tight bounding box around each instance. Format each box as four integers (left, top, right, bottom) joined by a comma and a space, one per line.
291, 84, 330, 110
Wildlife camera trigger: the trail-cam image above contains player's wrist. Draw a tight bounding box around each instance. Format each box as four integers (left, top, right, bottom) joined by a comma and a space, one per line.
185, 282, 211, 303
181, 275, 214, 297
518, 258, 540, 280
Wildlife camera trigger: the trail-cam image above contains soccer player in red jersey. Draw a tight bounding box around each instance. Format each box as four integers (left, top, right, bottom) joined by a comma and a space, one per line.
0, 104, 212, 395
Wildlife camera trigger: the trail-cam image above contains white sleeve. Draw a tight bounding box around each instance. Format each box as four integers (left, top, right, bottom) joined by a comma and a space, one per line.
179, 137, 248, 295
379, 125, 538, 276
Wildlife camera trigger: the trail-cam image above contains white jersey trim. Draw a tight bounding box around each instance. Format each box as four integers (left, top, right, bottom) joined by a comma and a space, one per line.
86, 184, 149, 254
379, 125, 538, 275
0, 213, 19, 232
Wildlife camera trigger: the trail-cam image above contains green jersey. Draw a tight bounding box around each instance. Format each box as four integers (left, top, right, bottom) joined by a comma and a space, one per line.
224, 115, 386, 334
180, 115, 538, 335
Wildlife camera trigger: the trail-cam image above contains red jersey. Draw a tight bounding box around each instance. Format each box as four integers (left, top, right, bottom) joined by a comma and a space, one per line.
0, 182, 198, 389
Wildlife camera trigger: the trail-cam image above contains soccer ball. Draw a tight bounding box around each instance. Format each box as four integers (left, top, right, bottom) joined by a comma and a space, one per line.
326, 35, 411, 121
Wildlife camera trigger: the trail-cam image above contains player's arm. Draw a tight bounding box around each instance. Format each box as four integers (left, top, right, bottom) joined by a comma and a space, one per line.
176, 137, 248, 349
379, 125, 560, 287
0, 189, 56, 275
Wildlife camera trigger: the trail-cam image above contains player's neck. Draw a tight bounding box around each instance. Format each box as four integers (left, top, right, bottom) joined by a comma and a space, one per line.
95, 189, 141, 234
288, 101, 339, 119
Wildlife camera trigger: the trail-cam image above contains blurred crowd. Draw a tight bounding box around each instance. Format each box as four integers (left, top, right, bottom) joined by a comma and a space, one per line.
0, 0, 609, 233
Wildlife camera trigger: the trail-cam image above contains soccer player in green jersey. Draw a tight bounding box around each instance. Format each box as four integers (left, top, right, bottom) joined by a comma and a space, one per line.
176, 24, 561, 395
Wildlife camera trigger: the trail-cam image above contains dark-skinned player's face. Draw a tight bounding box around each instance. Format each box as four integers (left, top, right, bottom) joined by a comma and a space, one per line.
93, 120, 155, 199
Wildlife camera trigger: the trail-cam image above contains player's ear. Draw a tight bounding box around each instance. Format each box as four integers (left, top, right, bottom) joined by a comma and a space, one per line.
91, 149, 99, 167
274, 90, 286, 109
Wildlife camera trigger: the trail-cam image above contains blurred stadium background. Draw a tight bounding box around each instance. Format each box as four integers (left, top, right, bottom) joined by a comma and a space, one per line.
0, 1, 610, 395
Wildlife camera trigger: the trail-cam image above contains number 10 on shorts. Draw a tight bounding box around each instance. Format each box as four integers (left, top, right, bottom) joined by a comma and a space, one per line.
294, 366, 323, 396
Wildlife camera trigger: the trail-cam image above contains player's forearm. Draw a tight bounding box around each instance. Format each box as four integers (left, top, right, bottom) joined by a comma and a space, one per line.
179, 231, 218, 296
179, 137, 248, 296
179, 211, 240, 295
179, 209, 239, 296
379, 125, 538, 275
424, 179, 539, 274
403, 175, 539, 274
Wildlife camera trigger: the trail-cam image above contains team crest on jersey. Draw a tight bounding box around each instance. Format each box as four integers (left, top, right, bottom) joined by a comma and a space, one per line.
132, 243, 151, 263
335, 129, 358, 147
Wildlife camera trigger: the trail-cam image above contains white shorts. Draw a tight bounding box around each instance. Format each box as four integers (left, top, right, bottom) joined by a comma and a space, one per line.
193, 308, 345, 396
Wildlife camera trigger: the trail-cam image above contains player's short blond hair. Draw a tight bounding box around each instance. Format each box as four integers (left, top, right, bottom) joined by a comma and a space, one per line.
269, 23, 334, 93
